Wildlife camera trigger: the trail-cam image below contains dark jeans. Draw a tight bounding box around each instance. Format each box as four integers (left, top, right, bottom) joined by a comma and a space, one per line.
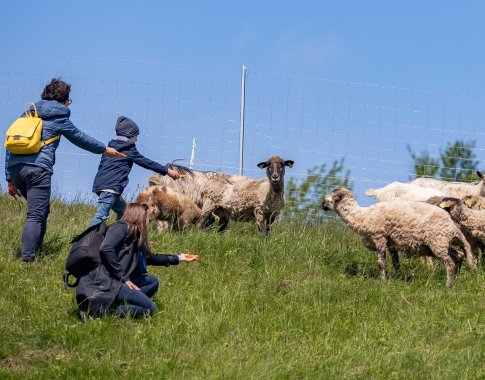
114, 274, 159, 318
8, 165, 52, 261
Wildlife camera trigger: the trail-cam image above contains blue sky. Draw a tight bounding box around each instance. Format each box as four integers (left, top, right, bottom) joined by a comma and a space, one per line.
1, 1, 485, 205
2, 1, 484, 91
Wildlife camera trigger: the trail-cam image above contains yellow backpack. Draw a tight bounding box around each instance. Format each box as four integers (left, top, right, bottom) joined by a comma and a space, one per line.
4, 102, 60, 154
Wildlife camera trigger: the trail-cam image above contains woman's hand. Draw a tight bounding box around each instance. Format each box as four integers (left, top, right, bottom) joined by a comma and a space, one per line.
104, 147, 127, 158
178, 253, 199, 262
124, 280, 140, 290
7, 182, 21, 199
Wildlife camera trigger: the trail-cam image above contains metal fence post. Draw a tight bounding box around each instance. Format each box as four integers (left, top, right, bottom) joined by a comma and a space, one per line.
239, 64, 247, 175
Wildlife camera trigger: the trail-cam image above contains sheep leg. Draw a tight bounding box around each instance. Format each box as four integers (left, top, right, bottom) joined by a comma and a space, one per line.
265, 214, 277, 236
218, 217, 229, 232
197, 204, 215, 230
390, 249, 401, 275
156, 220, 170, 232
441, 255, 458, 288
377, 250, 388, 280
255, 212, 266, 236
465, 249, 478, 270
423, 257, 435, 270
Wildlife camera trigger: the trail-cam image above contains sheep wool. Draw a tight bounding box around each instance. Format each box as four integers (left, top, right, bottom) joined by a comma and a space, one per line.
322, 188, 469, 287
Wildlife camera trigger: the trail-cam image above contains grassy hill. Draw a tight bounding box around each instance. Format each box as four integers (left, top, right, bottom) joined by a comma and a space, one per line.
0, 194, 483, 379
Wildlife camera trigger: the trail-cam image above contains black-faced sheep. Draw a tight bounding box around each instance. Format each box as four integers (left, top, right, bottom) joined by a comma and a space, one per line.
196, 156, 294, 235
322, 188, 469, 287
135, 185, 202, 231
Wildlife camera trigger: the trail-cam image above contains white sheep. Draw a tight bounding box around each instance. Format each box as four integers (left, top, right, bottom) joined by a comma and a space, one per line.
365, 182, 447, 202
196, 156, 294, 235
322, 188, 469, 287
409, 171, 485, 198
426, 196, 484, 268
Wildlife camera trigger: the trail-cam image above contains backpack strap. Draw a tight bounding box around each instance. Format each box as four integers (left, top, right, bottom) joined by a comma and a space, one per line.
23, 102, 61, 147
24, 102, 38, 118
42, 135, 61, 147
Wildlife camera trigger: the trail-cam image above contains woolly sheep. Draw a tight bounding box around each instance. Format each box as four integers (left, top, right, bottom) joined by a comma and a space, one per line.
409, 170, 485, 198
322, 188, 469, 287
148, 167, 244, 209
135, 185, 202, 231
426, 196, 484, 268
197, 156, 294, 235
365, 182, 447, 202
461, 195, 485, 210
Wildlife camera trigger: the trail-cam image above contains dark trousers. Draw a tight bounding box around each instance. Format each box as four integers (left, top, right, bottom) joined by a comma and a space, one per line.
115, 274, 160, 318
8, 165, 52, 261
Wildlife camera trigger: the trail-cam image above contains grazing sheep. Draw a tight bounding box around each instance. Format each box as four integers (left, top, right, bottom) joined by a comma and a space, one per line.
135, 185, 202, 231
322, 188, 469, 287
461, 195, 485, 210
148, 166, 242, 209
426, 196, 484, 268
196, 156, 294, 235
409, 170, 485, 198
365, 182, 447, 202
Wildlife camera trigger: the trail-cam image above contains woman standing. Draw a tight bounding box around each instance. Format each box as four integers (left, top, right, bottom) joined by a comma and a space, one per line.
5, 78, 125, 262
76, 203, 198, 318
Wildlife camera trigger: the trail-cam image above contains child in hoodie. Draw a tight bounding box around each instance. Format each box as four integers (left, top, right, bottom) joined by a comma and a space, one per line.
88, 116, 180, 227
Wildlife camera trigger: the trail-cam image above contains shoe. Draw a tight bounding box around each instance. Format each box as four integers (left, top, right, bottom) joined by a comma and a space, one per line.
21, 256, 35, 263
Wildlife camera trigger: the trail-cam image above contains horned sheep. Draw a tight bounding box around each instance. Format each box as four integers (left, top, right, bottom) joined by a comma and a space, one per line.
322, 188, 469, 287
196, 156, 294, 235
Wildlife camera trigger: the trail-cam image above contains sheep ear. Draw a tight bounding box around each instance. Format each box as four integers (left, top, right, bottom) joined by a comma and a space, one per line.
324, 195, 332, 201
257, 162, 268, 169
285, 160, 294, 168
465, 200, 473, 208
477, 170, 484, 180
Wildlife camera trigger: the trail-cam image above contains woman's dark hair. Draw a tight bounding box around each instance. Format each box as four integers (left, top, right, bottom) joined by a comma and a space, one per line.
41, 78, 71, 103
121, 203, 151, 254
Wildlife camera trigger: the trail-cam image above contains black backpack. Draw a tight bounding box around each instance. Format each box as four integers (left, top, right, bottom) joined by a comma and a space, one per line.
63, 221, 107, 288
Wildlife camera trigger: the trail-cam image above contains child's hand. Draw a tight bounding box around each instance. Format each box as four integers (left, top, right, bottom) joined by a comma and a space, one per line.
178, 253, 199, 262
167, 168, 182, 180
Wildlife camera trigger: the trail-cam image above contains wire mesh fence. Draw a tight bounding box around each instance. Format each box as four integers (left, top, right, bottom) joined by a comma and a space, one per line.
1, 51, 484, 210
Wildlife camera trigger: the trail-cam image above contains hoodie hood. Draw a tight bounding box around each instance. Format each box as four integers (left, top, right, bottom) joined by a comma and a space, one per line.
115, 116, 140, 138
30, 99, 70, 120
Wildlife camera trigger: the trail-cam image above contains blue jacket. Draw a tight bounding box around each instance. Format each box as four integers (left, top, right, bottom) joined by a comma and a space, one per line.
92, 137, 168, 194
5, 100, 106, 181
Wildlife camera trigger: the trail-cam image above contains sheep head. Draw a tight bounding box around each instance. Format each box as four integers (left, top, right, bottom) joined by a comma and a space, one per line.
257, 156, 294, 192
436, 197, 462, 213
321, 188, 354, 211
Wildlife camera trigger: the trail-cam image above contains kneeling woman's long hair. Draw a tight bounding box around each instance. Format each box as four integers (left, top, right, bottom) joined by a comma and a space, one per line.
121, 203, 151, 254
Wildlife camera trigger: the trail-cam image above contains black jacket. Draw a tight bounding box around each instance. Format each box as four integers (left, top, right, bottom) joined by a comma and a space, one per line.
92, 137, 168, 194
75, 221, 179, 317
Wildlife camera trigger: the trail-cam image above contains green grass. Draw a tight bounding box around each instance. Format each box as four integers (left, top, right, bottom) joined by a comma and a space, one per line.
0, 194, 484, 379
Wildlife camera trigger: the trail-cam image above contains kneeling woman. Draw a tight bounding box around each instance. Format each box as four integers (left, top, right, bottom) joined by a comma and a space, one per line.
76, 203, 198, 318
